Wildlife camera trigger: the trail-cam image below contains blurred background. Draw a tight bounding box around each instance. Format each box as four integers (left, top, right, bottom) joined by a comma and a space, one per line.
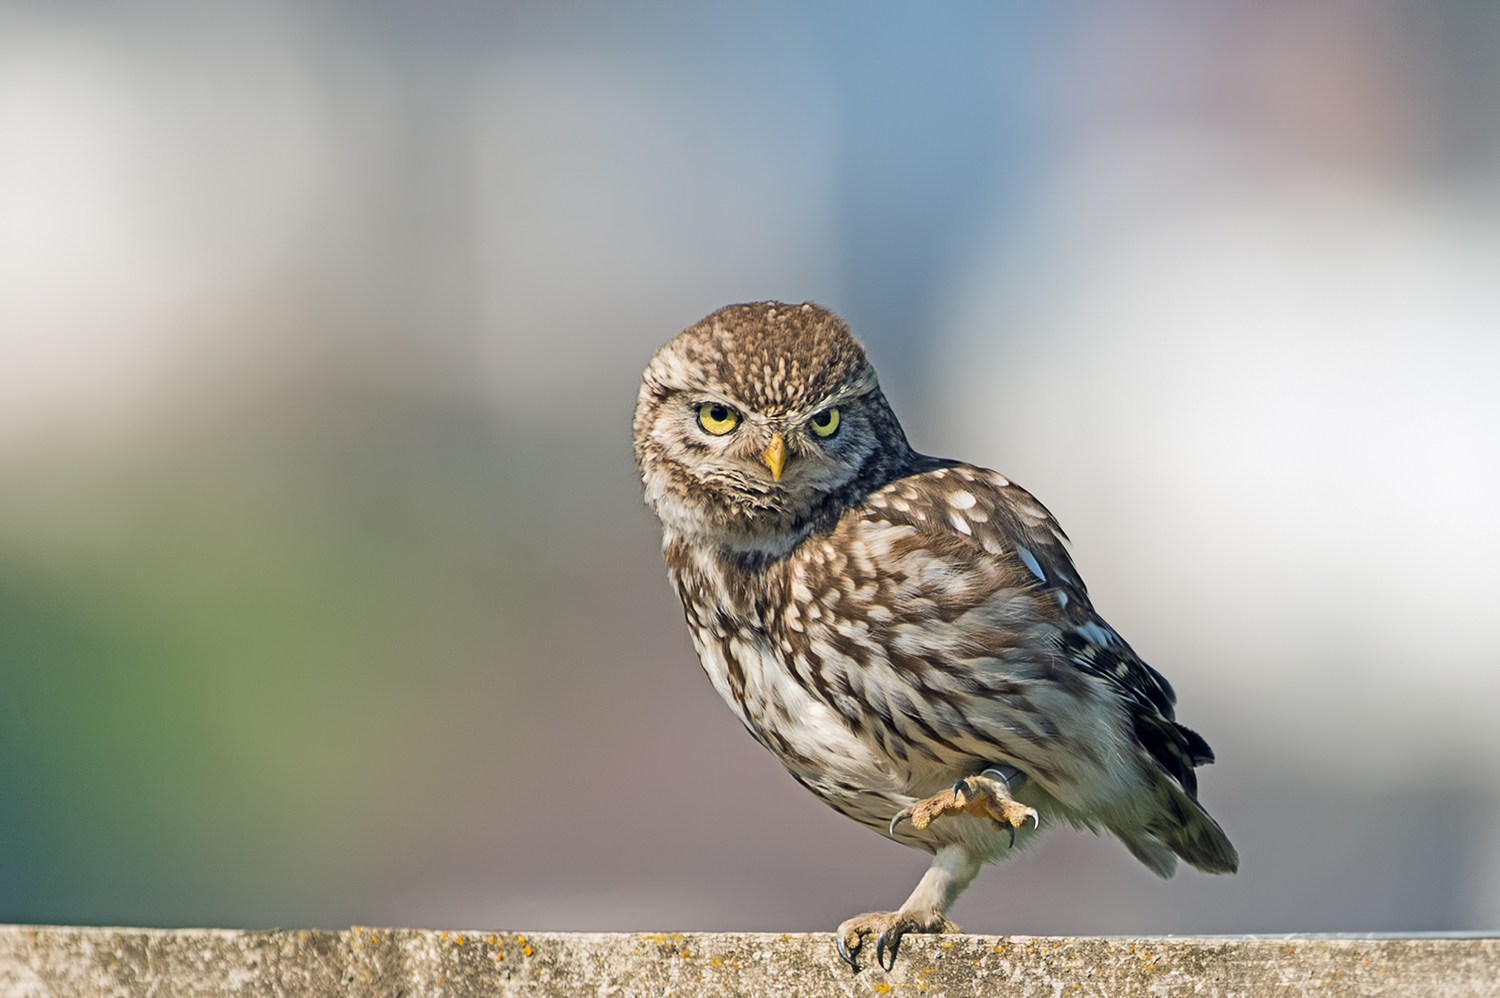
1, 0, 1497, 935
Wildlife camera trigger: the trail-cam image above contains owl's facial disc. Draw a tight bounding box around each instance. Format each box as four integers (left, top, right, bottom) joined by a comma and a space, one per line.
640, 385, 882, 549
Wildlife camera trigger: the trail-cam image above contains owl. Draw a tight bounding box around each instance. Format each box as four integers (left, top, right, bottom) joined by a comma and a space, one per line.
633, 302, 1236, 971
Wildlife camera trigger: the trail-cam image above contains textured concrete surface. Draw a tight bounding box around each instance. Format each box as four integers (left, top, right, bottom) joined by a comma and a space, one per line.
0, 927, 1496, 997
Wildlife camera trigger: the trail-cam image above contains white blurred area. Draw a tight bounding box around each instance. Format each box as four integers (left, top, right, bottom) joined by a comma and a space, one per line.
0, 7, 340, 449
1, 1, 1498, 934
936, 4, 1500, 787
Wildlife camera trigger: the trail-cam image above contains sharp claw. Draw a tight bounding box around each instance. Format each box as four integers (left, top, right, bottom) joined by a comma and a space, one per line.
1007, 824, 1016, 848
1027, 808, 1040, 829
875, 929, 899, 972
951, 778, 968, 802
835, 932, 859, 972
888, 807, 913, 838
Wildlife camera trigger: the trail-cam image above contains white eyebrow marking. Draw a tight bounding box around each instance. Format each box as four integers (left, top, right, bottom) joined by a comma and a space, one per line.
947, 491, 976, 509
1014, 544, 1046, 582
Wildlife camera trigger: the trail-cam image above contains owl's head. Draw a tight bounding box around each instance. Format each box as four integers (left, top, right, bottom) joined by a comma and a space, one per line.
634, 302, 914, 557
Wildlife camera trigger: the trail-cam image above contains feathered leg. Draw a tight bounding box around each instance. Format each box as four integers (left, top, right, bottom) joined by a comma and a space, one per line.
835, 844, 980, 972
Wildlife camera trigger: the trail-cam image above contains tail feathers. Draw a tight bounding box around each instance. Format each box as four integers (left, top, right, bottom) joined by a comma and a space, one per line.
1118, 832, 1178, 878
1116, 778, 1239, 878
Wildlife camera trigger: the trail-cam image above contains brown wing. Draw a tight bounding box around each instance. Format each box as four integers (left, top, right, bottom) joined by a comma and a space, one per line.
855, 462, 1216, 799
967, 464, 1216, 796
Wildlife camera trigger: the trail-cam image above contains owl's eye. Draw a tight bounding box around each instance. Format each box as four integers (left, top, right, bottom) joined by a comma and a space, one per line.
697, 402, 741, 436
809, 407, 840, 438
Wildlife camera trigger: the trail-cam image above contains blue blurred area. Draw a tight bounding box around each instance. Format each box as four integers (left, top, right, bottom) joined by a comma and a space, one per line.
0, 1, 1497, 933
805, 3, 1041, 397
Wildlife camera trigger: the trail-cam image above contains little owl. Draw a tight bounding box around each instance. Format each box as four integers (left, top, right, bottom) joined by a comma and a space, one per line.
633, 302, 1236, 971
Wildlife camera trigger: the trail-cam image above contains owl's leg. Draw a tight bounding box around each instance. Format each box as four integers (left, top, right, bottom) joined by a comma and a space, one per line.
889, 767, 1039, 845
834, 845, 980, 972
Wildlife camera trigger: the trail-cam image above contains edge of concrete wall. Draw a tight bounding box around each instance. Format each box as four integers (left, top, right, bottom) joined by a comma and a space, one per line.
1, 926, 1496, 997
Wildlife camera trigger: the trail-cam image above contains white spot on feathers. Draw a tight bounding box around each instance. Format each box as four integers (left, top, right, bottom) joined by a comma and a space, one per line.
1076, 620, 1117, 647
947, 491, 976, 510
949, 511, 972, 535
1014, 545, 1046, 582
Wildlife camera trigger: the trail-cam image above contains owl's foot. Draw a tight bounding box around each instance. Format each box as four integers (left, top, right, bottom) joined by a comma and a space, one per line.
834, 908, 960, 972
889, 771, 1039, 845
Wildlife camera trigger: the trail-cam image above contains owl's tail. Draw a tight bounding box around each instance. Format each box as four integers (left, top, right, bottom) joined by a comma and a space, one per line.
1114, 776, 1239, 879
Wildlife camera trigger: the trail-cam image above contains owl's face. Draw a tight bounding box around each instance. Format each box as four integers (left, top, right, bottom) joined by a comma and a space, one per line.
634, 302, 914, 557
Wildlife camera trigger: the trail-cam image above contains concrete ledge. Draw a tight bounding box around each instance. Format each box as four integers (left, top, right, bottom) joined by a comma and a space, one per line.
1, 926, 1496, 997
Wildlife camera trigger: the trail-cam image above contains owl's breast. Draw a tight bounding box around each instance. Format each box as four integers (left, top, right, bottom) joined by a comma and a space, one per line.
682, 601, 867, 774
670, 544, 910, 831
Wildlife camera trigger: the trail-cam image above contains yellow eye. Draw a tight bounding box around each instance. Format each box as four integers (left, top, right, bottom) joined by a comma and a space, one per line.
809, 407, 840, 437
697, 402, 741, 436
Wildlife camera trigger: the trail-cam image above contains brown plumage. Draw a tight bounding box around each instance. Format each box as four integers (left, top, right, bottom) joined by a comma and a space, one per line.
633, 302, 1236, 971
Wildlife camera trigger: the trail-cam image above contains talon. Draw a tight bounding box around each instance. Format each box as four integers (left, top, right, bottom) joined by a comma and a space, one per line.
875, 929, 899, 972
951, 778, 969, 802
1026, 808, 1040, 829
835, 932, 859, 972
888, 807, 913, 838
1007, 824, 1016, 848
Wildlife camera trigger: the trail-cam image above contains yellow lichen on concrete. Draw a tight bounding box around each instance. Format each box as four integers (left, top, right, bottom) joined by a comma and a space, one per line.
0, 928, 1496, 997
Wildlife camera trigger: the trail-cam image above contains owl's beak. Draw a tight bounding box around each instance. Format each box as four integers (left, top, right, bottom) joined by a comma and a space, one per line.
761, 432, 787, 481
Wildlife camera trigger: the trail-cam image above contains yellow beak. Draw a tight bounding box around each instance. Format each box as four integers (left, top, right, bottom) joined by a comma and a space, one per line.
761, 432, 787, 482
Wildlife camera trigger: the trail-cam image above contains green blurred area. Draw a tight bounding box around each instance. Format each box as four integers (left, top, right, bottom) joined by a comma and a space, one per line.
0, 392, 589, 925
